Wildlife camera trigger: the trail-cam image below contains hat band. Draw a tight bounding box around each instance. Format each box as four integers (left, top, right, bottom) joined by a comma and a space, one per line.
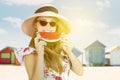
35, 6, 58, 14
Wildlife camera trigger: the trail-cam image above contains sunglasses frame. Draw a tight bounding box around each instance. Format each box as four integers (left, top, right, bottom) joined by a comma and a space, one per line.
37, 20, 57, 27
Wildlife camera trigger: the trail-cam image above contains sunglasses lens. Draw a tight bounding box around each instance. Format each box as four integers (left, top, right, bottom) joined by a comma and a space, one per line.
50, 22, 56, 27
39, 20, 47, 26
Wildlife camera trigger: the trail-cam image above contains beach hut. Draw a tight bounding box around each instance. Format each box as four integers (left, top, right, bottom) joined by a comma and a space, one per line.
0, 47, 14, 64
109, 46, 120, 66
0, 46, 20, 65
84, 40, 106, 66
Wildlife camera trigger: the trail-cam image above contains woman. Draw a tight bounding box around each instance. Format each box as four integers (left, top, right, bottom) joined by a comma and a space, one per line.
16, 4, 83, 80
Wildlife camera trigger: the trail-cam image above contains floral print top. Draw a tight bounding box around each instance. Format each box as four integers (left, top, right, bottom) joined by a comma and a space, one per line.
14, 47, 71, 80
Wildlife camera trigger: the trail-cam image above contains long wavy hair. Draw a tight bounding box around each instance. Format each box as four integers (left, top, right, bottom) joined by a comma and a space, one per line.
29, 17, 66, 74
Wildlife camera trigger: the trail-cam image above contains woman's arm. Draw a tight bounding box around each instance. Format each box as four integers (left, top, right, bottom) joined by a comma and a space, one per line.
62, 45, 83, 76
61, 34, 83, 76
25, 51, 45, 80
67, 51, 83, 76
25, 35, 46, 80
24, 53, 36, 80
30, 36, 46, 80
31, 52, 44, 80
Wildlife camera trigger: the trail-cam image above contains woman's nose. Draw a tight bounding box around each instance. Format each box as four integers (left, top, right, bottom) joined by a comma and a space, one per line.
46, 23, 51, 28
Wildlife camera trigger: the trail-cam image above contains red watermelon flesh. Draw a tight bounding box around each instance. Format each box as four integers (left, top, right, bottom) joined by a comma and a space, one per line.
39, 32, 61, 42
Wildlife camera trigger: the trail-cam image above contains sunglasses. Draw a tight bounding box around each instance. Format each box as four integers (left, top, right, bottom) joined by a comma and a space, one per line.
38, 20, 56, 27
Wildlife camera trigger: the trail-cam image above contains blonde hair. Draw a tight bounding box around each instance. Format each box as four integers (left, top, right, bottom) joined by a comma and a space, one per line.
29, 17, 66, 74
44, 41, 64, 74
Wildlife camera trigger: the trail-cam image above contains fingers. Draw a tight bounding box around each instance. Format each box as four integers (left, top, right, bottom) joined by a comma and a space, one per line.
60, 34, 73, 53
34, 32, 42, 45
36, 32, 42, 38
37, 40, 47, 47
61, 34, 71, 45
34, 36, 47, 49
61, 33, 69, 42
34, 36, 40, 44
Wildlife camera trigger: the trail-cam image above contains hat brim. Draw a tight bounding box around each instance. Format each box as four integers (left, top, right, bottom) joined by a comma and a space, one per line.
22, 11, 71, 37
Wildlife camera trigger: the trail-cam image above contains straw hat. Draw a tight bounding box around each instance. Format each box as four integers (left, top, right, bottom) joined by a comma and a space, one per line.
21, 4, 71, 37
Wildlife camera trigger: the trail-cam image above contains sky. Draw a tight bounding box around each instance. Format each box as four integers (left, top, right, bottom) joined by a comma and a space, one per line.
0, 0, 120, 52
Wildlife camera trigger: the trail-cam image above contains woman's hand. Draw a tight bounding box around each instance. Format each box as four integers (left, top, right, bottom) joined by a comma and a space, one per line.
61, 34, 72, 54
34, 33, 47, 54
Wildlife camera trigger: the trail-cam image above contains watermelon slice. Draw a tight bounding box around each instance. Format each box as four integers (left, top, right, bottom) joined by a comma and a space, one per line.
39, 32, 62, 42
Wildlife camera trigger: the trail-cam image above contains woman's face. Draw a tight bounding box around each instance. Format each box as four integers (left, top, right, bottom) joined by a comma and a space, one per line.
36, 16, 57, 32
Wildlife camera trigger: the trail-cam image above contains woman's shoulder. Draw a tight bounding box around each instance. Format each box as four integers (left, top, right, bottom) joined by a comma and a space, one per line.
14, 46, 36, 65
14, 46, 36, 55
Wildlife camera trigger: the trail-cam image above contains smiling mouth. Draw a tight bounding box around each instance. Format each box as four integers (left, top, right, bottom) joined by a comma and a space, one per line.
43, 30, 54, 32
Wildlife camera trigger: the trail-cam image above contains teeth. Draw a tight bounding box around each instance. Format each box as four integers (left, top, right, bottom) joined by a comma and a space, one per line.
45, 31, 51, 32
43, 30, 51, 32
